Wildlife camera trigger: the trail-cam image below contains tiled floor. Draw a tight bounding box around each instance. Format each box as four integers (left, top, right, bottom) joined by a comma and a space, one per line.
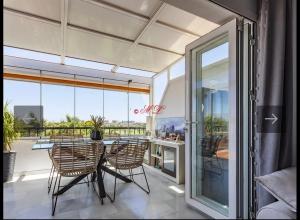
4, 166, 210, 219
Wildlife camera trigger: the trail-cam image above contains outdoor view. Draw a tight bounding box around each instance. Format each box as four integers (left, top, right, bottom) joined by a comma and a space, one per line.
4, 79, 149, 138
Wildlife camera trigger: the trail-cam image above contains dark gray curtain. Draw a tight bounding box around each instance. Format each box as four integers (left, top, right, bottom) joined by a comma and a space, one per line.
255, 0, 295, 209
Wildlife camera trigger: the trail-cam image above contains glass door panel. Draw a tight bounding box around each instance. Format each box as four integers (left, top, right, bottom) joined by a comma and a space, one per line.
185, 19, 237, 219
192, 37, 229, 215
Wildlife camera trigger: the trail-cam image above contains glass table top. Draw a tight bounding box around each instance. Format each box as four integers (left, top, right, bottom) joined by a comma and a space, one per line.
32, 140, 116, 150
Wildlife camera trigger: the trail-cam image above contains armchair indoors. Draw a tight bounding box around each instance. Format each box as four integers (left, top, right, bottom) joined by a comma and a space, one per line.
47, 134, 84, 193
49, 141, 105, 216
201, 135, 223, 177
105, 138, 150, 202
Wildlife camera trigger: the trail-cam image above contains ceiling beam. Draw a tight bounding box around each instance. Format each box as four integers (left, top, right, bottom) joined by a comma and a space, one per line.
156, 20, 200, 37
3, 72, 150, 93
83, 0, 148, 20
4, 5, 184, 69
83, 0, 200, 37
133, 2, 166, 45
111, 2, 167, 73
60, 0, 69, 64
68, 23, 183, 56
68, 23, 134, 43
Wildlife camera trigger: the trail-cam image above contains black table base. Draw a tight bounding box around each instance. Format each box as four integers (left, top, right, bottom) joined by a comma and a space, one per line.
53, 162, 132, 204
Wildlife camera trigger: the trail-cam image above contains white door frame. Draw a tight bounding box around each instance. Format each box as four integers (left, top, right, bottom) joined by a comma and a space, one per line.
185, 19, 237, 219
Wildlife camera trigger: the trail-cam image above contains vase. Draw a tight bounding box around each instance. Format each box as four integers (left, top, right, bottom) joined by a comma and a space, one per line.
3, 151, 16, 182
90, 130, 102, 140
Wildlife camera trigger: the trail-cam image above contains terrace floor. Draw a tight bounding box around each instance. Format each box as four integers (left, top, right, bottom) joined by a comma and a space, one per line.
4, 166, 209, 219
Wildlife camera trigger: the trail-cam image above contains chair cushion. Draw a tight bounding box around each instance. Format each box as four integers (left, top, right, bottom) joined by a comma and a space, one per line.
255, 166, 296, 212
257, 201, 296, 219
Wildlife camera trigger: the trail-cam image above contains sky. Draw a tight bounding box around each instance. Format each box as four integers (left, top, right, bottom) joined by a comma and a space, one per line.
4, 80, 149, 122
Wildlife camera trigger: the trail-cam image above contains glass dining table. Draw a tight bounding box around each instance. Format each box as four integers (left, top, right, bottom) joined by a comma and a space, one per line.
32, 138, 115, 150
32, 138, 133, 204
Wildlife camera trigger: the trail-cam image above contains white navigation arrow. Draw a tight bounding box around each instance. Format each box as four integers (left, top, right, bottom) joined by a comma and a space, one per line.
264, 113, 278, 124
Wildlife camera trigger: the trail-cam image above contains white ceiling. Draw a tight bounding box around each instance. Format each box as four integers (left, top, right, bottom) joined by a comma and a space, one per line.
3, 0, 234, 75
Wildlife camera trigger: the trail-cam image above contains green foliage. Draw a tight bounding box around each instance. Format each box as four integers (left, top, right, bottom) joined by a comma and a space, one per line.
90, 115, 104, 131
13, 113, 146, 137
27, 112, 42, 128
204, 115, 228, 134
3, 102, 19, 152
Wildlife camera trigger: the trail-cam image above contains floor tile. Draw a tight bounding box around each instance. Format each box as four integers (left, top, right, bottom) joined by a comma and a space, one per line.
4, 166, 207, 219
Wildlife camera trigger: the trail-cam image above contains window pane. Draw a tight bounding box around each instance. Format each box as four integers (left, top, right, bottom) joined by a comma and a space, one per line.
3, 46, 60, 63
42, 82, 75, 136
129, 93, 149, 124
202, 42, 229, 67
153, 71, 168, 105
4, 79, 40, 112
75, 87, 103, 121
3, 79, 49, 173
104, 88, 128, 136
192, 39, 229, 215
4, 79, 41, 137
75, 82, 103, 137
170, 57, 185, 80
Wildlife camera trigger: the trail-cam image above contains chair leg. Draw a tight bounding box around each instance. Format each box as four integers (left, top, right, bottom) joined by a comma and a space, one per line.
92, 179, 96, 192
51, 173, 61, 216
86, 175, 90, 188
141, 165, 150, 194
129, 169, 133, 181
48, 165, 53, 185
48, 165, 54, 194
131, 166, 150, 194
102, 169, 106, 180
112, 169, 118, 202
215, 156, 223, 176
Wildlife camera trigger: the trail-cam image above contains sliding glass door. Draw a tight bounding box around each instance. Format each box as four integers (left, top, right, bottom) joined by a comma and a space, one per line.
185, 19, 237, 218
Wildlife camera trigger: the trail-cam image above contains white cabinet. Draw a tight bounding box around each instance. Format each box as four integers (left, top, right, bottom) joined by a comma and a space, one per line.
144, 138, 185, 184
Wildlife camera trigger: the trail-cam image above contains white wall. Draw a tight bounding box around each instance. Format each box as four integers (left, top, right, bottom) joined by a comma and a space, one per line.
156, 75, 185, 118
151, 75, 185, 134
151, 58, 228, 133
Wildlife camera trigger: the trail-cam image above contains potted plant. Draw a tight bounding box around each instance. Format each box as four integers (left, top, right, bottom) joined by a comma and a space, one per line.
90, 115, 104, 140
3, 102, 19, 182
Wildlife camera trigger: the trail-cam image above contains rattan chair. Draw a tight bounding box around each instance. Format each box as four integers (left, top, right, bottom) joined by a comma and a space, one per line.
49, 141, 105, 216
105, 138, 150, 202
47, 135, 84, 193
202, 135, 223, 178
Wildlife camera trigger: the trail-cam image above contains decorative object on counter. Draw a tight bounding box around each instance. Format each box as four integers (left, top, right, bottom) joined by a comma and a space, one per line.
155, 117, 185, 141
175, 134, 180, 142
89, 115, 104, 140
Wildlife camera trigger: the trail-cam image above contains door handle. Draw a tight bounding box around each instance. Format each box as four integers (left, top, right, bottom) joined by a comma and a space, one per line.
185, 121, 199, 132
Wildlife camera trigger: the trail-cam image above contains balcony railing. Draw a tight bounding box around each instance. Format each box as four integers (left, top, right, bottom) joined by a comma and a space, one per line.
17, 126, 146, 138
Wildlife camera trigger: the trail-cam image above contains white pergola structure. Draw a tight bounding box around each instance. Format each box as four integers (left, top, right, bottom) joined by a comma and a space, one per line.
3, 0, 235, 88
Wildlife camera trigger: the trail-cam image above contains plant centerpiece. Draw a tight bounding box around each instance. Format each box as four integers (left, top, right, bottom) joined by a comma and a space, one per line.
90, 115, 104, 140
3, 102, 19, 182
